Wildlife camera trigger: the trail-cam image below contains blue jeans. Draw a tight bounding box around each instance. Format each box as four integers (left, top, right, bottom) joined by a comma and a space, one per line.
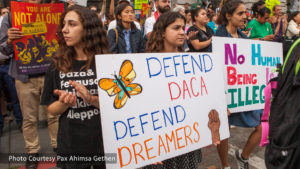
0, 64, 22, 130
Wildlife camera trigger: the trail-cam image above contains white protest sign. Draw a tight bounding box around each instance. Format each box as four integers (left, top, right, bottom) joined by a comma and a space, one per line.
61, 0, 87, 7
212, 37, 283, 113
95, 53, 229, 169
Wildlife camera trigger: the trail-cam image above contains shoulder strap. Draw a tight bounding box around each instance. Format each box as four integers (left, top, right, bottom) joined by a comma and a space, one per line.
113, 28, 118, 45
282, 38, 300, 74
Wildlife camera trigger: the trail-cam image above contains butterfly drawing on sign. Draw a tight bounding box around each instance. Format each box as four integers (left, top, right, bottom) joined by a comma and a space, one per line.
98, 60, 143, 109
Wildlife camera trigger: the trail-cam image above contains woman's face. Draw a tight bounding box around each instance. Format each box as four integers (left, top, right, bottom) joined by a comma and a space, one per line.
227, 4, 246, 28
195, 9, 209, 25
118, 6, 134, 23
294, 13, 300, 24
186, 12, 192, 22
163, 18, 185, 50
62, 11, 83, 48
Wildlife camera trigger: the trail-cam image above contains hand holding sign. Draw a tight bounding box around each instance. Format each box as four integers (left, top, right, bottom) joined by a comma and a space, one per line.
7, 28, 23, 45
208, 109, 221, 146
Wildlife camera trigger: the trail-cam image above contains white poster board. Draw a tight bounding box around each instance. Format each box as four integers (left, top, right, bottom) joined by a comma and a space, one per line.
95, 53, 229, 169
212, 37, 283, 113
61, 0, 87, 7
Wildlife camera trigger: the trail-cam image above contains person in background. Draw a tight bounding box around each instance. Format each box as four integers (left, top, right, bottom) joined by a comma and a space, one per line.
144, 12, 206, 168
0, 7, 9, 28
247, 7, 275, 41
207, 3, 214, 15
185, 9, 193, 33
108, 3, 145, 53
107, 0, 141, 32
41, 5, 108, 169
270, 5, 287, 42
187, 7, 214, 52
286, 11, 300, 38
207, 12, 218, 34
173, 5, 185, 17
215, 1, 263, 169
0, 1, 59, 169
144, 0, 170, 38
251, 0, 265, 18
0, 6, 23, 138
184, 2, 190, 10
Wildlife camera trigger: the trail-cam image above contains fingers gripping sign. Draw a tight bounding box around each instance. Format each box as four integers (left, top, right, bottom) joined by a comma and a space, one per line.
7, 27, 23, 45
208, 109, 221, 146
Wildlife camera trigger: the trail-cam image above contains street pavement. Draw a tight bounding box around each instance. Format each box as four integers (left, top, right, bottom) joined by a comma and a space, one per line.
0, 118, 266, 169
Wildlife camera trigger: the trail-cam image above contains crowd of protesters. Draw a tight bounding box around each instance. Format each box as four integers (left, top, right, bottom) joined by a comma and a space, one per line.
0, 0, 299, 169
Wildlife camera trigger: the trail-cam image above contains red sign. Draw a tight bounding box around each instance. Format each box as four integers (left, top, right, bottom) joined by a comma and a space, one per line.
11, 2, 64, 74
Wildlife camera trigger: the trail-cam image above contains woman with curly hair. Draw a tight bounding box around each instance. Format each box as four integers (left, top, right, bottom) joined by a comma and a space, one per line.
41, 6, 108, 169
144, 11, 203, 169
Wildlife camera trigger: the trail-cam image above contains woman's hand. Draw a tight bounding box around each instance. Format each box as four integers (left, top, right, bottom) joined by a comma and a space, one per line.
186, 30, 199, 41
69, 80, 91, 103
263, 34, 275, 41
54, 89, 76, 107
7, 28, 23, 45
69, 80, 100, 108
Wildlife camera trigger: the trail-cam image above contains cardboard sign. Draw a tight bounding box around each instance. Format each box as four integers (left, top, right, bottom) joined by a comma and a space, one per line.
135, 0, 148, 9
11, 2, 64, 74
96, 53, 229, 169
212, 37, 283, 113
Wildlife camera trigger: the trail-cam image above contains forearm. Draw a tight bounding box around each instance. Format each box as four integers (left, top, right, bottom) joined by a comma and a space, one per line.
282, 22, 287, 36
100, 0, 106, 18
274, 23, 280, 35
48, 101, 69, 116
191, 39, 211, 50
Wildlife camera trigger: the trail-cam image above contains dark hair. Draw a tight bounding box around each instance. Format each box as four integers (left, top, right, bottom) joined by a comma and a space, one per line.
146, 12, 186, 52
191, 7, 206, 22
251, 0, 265, 17
185, 9, 191, 15
54, 5, 109, 73
115, 3, 136, 30
257, 7, 271, 17
288, 11, 300, 22
217, 0, 244, 25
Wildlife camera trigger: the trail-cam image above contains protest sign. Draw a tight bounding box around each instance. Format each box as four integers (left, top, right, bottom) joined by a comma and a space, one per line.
135, 0, 148, 9
212, 37, 283, 113
10, 2, 64, 74
96, 53, 229, 169
61, 0, 87, 7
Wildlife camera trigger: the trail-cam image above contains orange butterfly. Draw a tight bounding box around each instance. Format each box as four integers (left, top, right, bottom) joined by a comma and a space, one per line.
99, 60, 143, 109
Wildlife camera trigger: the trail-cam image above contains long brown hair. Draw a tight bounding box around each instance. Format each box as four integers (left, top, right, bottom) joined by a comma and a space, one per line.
54, 5, 109, 73
146, 12, 186, 52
